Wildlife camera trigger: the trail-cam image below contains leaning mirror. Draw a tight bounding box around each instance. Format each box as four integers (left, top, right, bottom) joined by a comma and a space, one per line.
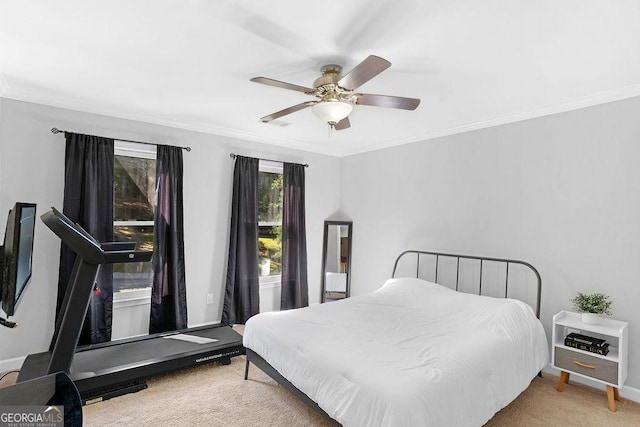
321, 221, 353, 302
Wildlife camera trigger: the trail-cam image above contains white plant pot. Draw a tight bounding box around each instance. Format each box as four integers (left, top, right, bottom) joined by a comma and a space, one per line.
581, 312, 600, 325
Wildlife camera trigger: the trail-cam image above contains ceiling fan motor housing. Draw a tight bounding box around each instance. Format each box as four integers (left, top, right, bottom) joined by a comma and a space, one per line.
314, 64, 354, 105
313, 64, 342, 87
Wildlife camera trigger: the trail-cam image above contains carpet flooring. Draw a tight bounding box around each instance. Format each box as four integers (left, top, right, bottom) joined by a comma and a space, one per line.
79, 356, 640, 427
2, 356, 640, 426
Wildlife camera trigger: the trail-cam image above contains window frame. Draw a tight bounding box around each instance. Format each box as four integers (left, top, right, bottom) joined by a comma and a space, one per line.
258, 160, 283, 287
113, 141, 156, 294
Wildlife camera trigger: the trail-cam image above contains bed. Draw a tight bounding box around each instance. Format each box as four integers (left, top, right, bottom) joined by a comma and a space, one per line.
243, 250, 549, 426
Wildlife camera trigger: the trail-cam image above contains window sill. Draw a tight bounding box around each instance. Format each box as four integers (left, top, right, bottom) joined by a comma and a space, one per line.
113, 287, 152, 309
259, 276, 281, 289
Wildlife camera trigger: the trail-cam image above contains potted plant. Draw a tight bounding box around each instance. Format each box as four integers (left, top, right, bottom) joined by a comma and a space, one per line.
570, 292, 612, 324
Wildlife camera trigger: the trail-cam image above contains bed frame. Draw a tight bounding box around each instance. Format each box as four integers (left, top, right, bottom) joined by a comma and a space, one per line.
244, 250, 543, 423
392, 250, 542, 318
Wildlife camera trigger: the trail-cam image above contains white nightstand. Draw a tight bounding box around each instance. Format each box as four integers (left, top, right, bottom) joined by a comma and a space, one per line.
552, 310, 628, 411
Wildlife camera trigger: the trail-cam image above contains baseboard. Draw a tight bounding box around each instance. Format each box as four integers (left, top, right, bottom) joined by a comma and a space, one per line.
0, 356, 25, 373
544, 365, 640, 403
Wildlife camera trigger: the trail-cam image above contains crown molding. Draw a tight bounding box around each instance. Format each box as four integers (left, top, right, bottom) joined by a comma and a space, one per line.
4, 82, 640, 158
2, 87, 341, 156
340, 83, 640, 157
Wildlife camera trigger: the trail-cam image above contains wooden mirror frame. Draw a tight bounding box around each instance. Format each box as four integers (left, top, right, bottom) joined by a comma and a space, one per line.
320, 220, 353, 303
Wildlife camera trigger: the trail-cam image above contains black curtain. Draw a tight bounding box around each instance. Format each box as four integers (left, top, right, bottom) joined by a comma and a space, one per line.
57, 132, 114, 345
222, 156, 259, 325
280, 162, 309, 310
150, 145, 188, 333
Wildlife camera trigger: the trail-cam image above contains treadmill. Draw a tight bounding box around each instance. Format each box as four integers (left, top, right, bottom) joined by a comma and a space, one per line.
18, 207, 244, 403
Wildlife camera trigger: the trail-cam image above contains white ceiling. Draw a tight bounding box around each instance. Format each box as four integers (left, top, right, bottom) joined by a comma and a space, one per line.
1, 1, 639, 157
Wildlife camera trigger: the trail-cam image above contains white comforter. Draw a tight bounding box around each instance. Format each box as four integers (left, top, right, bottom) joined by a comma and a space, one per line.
244, 278, 549, 427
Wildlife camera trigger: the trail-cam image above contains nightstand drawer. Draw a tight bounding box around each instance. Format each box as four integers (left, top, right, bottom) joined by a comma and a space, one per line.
555, 346, 618, 384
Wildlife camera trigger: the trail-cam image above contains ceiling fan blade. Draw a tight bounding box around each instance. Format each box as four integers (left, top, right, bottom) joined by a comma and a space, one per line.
216, 3, 324, 59
250, 77, 315, 94
259, 101, 315, 122
335, 117, 351, 131
355, 93, 420, 110
337, 55, 391, 90
335, 1, 412, 54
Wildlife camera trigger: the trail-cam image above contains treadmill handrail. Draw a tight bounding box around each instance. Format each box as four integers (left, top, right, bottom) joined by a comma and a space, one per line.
103, 250, 153, 264
41, 208, 153, 265
41, 209, 104, 264
101, 242, 136, 251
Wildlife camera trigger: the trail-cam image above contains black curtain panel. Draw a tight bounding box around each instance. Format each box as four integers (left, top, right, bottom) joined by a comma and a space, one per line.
222, 156, 260, 325
150, 145, 188, 333
280, 162, 309, 310
57, 132, 114, 345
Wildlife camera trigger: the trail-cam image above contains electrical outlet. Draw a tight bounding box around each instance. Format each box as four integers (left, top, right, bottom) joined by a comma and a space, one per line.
206, 293, 214, 305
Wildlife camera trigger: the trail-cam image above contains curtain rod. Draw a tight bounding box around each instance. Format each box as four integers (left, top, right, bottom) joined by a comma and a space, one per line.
51, 128, 192, 152
229, 153, 308, 167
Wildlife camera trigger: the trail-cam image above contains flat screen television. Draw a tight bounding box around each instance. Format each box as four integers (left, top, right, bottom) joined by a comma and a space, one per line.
1, 202, 37, 318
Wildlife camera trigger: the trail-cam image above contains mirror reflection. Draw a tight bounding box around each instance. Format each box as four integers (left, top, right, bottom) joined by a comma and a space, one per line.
321, 221, 352, 302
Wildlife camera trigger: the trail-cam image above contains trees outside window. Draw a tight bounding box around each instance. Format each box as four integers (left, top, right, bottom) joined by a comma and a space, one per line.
258, 162, 283, 282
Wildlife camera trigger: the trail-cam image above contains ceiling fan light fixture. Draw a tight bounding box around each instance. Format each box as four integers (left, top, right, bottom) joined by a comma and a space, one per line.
311, 100, 353, 125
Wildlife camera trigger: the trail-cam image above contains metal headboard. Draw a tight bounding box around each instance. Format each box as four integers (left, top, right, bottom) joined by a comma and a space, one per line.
391, 250, 542, 319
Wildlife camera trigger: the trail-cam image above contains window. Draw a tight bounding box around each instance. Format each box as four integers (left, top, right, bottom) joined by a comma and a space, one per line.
113, 142, 156, 293
258, 161, 283, 283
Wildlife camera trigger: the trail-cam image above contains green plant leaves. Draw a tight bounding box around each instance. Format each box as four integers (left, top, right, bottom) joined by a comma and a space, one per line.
570, 292, 612, 316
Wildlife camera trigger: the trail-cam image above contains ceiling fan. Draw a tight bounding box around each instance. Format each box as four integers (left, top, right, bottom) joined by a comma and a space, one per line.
250, 55, 420, 131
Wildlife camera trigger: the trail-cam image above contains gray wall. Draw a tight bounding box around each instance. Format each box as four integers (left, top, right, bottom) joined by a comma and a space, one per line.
341, 96, 640, 389
0, 98, 341, 365
2, 94, 639, 391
